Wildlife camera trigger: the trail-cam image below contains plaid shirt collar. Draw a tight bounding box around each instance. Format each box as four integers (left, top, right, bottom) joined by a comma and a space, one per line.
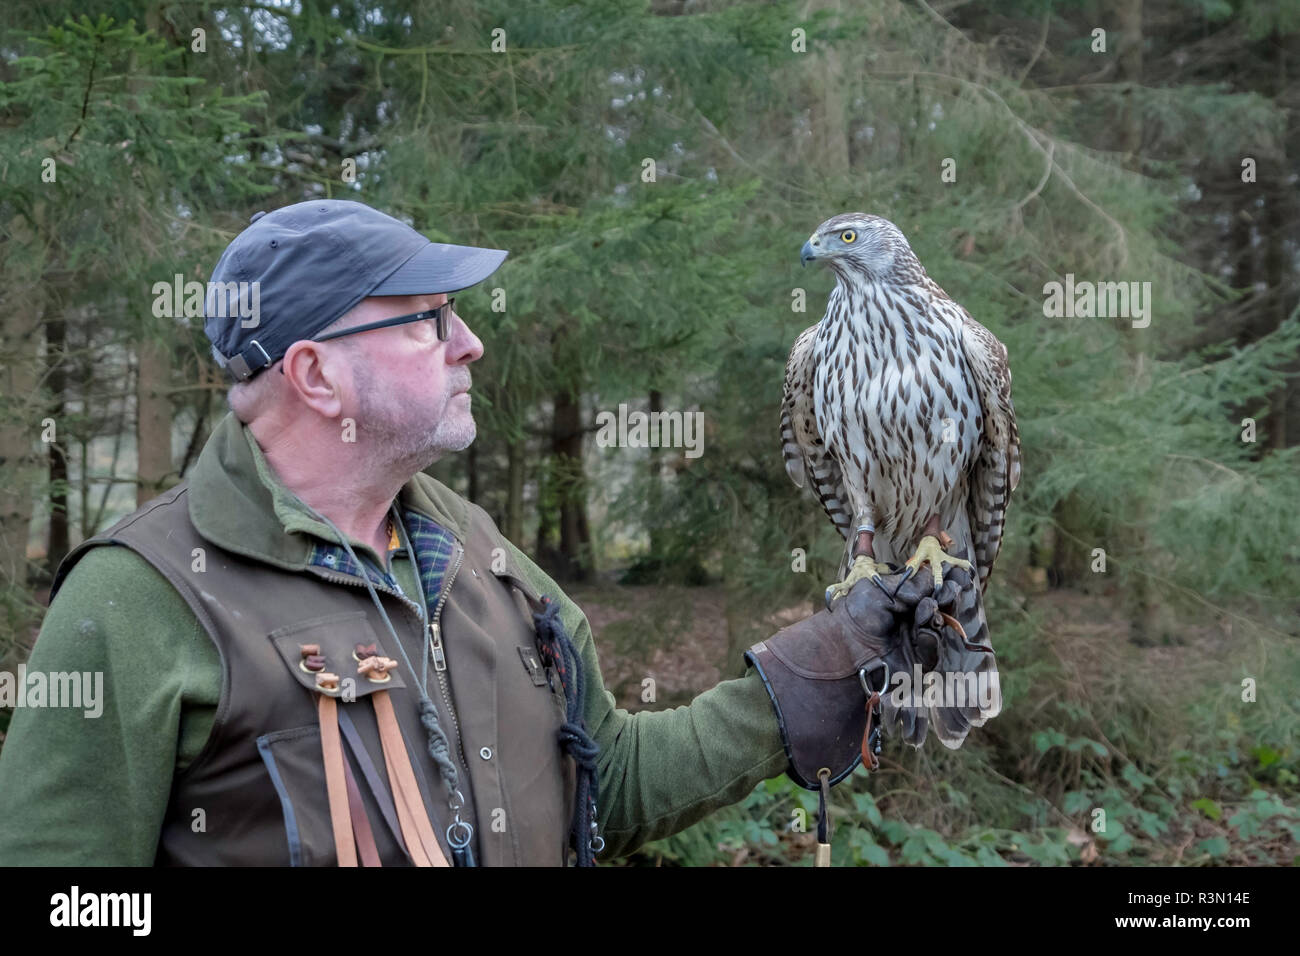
306, 506, 458, 612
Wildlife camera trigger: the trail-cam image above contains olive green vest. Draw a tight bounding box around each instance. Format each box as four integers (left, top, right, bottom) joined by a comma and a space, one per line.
51, 481, 578, 866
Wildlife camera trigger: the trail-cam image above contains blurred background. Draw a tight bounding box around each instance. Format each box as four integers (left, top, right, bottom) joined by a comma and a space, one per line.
1, 0, 1297, 865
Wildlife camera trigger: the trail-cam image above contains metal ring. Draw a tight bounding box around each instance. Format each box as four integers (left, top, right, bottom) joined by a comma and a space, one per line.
859, 660, 890, 697
447, 789, 466, 812
589, 835, 605, 853
447, 820, 473, 849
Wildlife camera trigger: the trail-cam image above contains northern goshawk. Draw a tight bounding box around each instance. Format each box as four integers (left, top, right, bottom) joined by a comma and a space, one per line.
782, 212, 1021, 747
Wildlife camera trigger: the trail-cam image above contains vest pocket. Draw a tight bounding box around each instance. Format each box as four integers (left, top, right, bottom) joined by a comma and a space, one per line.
256, 725, 335, 866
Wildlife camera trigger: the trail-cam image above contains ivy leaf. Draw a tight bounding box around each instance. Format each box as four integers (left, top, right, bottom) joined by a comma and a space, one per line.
852, 791, 883, 827
1251, 746, 1281, 769
975, 845, 1008, 866
1121, 763, 1155, 792
1032, 729, 1067, 753
849, 830, 891, 867
1106, 832, 1134, 855
1191, 797, 1222, 821
1063, 791, 1093, 815
900, 834, 932, 864
1197, 836, 1230, 859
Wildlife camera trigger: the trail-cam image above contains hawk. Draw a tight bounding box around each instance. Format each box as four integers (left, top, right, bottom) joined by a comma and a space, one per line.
782, 213, 1021, 748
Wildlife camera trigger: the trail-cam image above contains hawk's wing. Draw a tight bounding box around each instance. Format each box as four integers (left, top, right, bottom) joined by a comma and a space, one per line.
781, 324, 853, 541
955, 309, 1021, 591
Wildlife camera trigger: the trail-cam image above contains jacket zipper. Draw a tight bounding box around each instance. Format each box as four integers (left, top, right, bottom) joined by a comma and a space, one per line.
429, 545, 469, 777
310, 557, 471, 784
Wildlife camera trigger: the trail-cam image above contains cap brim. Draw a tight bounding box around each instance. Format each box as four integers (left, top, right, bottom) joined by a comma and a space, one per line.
369, 241, 508, 296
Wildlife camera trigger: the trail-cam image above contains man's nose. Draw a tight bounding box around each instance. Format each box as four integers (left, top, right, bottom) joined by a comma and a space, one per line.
447, 310, 484, 364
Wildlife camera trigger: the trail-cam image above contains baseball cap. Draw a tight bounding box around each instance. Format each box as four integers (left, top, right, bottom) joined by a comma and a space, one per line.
204, 199, 509, 381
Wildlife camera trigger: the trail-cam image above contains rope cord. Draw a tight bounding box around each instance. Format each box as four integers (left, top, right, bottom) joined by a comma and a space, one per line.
533, 597, 603, 866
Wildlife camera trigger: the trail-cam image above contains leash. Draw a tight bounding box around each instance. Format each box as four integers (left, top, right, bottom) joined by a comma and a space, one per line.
814, 660, 887, 868
533, 596, 604, 866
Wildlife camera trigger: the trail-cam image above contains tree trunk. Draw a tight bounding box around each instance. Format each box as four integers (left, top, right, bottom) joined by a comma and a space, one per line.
0, 284, 44, 596
135, 338, 174, 507
1109, 0, 1170, 644
551, 387, 592, 582
45, 311, 69, 573
505, 436, 525, 544
1113, 0, 1143, 163
1262, 28, 1294, 451
647, 389, 666, 558
803, 0, 850, 178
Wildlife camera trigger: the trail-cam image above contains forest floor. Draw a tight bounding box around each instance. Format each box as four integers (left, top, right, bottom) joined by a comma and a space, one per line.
565, 577, 1299, 867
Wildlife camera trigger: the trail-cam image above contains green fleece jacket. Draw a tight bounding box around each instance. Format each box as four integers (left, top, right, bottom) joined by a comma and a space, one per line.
0, 413, 786, 865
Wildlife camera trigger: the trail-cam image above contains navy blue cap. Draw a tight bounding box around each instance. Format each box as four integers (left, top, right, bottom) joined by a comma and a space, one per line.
204, 199, 508, 381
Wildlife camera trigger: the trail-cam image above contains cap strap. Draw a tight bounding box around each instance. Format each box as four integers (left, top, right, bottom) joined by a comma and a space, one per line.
224, 339, 273, 381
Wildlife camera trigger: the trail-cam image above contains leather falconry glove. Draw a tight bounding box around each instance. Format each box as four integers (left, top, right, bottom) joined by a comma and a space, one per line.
745, 547, 996, 791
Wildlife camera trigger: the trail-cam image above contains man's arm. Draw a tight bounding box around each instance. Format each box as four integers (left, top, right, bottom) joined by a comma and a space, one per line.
0, 547, 219, 865
503, 542, 787, 860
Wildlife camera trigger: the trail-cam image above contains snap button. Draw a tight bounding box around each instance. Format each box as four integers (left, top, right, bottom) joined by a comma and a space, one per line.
479, 746, 493, 760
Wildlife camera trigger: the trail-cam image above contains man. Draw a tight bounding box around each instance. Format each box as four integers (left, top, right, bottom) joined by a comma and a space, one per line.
0, 200, 980, 866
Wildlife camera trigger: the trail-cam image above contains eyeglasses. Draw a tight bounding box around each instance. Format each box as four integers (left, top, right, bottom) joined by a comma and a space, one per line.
312, 297, 457, 345
272, 298, 457, 375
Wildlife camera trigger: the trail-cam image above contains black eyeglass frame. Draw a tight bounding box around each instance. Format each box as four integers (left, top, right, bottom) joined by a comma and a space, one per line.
273, 297, 457, 375
312, 297, 456, 344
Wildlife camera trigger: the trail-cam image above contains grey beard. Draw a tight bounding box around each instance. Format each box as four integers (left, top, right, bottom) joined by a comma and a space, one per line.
355, 393, 474, 475
351, 351, 473, 464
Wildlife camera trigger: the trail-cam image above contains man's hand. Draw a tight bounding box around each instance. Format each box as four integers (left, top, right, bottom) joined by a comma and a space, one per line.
745, 548, 992, 788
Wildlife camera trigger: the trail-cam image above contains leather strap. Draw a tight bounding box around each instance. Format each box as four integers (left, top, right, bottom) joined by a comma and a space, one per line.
851, 529, 873, 559
940, 610, 995, 653
337, 706, 409, 860
317, 693, 357, 867
342, 750, 382, 867
860, 690, 881, 771
372, 690, 450, 867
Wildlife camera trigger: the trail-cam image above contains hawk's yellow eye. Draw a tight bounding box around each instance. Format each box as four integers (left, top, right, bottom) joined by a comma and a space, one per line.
841, 230, 857, 243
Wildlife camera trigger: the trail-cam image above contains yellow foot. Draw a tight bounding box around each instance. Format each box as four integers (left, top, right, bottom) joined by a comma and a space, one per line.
903, 534, 972, 589
825, 555, 891, 608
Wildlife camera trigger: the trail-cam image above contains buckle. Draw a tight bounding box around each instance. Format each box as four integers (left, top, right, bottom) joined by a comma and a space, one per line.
225, 340, 272, 381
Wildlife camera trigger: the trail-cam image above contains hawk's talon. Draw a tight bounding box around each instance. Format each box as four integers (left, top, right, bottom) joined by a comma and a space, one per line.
903, 534, 972, 591
825, 555, 891, 608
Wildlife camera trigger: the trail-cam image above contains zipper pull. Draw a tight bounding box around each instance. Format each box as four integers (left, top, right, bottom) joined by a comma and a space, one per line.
429, 620, 447, 672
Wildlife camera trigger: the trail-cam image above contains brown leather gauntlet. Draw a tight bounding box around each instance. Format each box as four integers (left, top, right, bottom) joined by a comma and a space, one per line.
745, 549, 989, 790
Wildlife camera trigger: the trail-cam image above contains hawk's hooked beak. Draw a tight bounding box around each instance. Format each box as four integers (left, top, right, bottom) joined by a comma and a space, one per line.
800, 237, 820, 268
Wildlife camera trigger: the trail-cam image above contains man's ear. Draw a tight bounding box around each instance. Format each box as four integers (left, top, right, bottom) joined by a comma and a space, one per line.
281, 339, 345, 419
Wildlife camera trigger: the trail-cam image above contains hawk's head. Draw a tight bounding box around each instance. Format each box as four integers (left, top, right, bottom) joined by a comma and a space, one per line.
800, 213, 920, 284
